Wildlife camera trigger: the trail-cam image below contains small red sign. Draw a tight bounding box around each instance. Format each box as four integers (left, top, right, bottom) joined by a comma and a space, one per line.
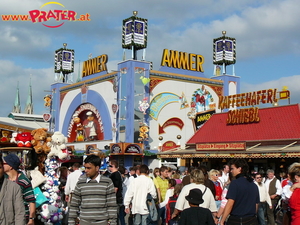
43, 113, 51, 122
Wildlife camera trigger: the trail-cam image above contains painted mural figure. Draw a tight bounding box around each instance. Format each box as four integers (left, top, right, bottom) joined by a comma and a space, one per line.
73, 116, 85, 142
192, 85, 213, 112
84, 111, 98, 141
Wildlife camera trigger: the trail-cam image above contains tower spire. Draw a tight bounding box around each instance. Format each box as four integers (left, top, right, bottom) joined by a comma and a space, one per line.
24, 76, 33, 114
76, 60, 81, 83
12, 81, 21, 113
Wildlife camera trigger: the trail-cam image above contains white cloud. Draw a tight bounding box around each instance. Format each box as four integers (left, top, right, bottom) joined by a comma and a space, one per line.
241, 74, 300, 105
0, 0, 299, 117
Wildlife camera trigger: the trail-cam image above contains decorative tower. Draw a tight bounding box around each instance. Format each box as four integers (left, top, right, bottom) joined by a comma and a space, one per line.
122, 11, 148, 60
54, 43, 75, 83
213, 30, 236, 75
12, 82, 21, 113
212, 31, 240, 111
117, 12, 150, 147
24, 77, 33, 114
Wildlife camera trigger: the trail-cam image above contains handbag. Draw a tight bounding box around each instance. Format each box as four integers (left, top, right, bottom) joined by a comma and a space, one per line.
33, 186, 48, 208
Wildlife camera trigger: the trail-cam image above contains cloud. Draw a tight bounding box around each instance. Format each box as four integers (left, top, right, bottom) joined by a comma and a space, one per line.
0, 60, 54, 116
241, 74, 300, 106
0, 0, 299, 117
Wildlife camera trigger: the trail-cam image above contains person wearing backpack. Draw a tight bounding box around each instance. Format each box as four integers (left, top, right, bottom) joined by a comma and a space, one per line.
166, 183, 183, 225
124, 164, 157, 225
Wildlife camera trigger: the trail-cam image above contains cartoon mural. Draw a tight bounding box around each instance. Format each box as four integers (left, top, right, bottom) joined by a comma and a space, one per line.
67, 103, 104, 142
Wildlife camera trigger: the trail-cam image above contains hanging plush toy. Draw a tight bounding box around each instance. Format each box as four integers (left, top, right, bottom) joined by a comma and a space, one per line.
138, 97, 149, 114
47, 132, 69, 160
15, 132, 33, 147
31, 128, 52, 154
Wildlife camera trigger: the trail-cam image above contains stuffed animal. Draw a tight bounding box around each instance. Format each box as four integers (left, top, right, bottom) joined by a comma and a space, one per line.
15, 132, 33, 147
31, 128, 52, 154
47, 131, 68, 160
40, 204, 51, 219
44, 95, 52, 107
139, 124, 149, 140
1, 130, 12, 142
10, 131, 18, 143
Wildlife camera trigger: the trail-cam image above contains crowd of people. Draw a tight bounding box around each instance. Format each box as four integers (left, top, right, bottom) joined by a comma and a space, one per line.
1, 153, 300, 225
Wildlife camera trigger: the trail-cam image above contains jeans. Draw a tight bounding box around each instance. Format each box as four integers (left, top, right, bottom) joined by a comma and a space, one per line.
134, 214, 148, 225
119, 205, 126, 225
158, 207, 166, 225
257, 202, 267, 225
216, 200, 222, 210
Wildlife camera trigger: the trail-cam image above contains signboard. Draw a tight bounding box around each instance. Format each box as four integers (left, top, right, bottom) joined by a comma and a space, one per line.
110, 143, 123, 155
213, 36, 236, 66
161, 49, 204, 72
219, 89, 279, 125
82, 54, 108, 77
54, 48, 74, 73
193, 110, 215, 130
196, 142, 245, 151
109, 143, 144, 155
162, 141, 179, 152
122, 16, 148, 50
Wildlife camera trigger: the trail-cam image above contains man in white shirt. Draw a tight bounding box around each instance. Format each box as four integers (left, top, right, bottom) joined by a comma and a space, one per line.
218, 164, 229, 188
124, 165, 157, 225
65, 163, 82, 203
264, 169, 282, 225
254, 173, 272, 225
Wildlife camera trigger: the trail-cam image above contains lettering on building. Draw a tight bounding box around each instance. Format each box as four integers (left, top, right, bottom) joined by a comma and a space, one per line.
82, 54, 108, 77
161, 49, 204, 72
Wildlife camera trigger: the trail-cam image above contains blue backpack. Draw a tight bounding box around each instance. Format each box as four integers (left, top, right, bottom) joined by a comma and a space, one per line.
146, 193, 158, 224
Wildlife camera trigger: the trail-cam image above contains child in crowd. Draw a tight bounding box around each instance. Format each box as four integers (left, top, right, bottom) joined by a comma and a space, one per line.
179, 188, 215, 225
166, 183, 183, 225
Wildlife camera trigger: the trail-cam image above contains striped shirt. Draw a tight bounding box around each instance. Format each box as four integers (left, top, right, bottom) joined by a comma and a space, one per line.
68, 174, 117, 225
16, 172, 36, 218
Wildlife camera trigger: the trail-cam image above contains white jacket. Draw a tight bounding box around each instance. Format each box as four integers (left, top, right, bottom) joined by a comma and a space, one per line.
124, 175, 157, 215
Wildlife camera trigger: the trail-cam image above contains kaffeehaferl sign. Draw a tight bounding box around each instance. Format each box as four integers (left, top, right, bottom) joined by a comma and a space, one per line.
219, 89, 278, 125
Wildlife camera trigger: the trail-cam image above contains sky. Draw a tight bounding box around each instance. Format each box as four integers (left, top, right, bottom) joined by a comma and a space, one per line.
0, 0, 299, 117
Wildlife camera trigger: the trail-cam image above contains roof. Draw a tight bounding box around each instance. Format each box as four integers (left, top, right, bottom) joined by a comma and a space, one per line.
187, 104, 300, 144
0, 117, 49, 131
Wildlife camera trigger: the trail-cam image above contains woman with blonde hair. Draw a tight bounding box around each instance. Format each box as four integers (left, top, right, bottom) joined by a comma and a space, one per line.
171, 169, 217, 220
209, 169, 223, 210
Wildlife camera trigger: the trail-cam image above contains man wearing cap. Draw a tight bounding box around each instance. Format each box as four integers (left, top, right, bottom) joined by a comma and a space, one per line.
3, 154, 36, 225
0, 156, 26, 224
179, 188, 215, 225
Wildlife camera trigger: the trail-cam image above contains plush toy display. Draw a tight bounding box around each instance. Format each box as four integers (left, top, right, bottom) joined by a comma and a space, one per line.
38, 158, 65, 225
15, 132, 33, 147
47, 132, 69, 160
31, 128, 52, 154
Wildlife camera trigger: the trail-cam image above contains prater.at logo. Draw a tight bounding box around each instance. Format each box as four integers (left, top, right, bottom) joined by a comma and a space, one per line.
29, 2, 90, 28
